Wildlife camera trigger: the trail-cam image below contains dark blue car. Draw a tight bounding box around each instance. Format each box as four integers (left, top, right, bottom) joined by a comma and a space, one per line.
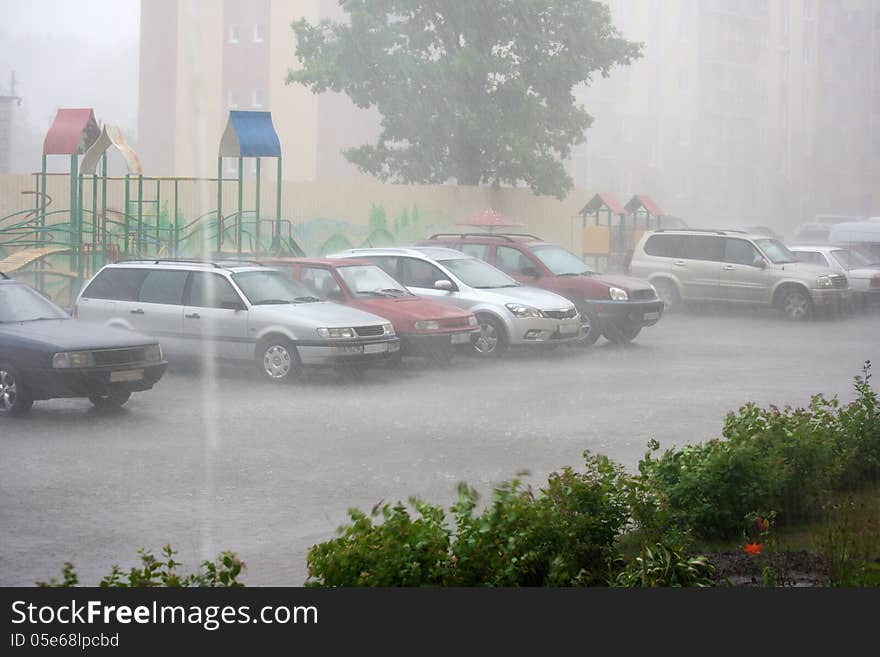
0, 274, 167, 416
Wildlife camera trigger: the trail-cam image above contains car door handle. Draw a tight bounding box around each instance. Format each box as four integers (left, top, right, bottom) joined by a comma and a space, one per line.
673, 260, 686, 267
723, 265, 735, 270
185, 313, 201, 319
130, 308, 144, 315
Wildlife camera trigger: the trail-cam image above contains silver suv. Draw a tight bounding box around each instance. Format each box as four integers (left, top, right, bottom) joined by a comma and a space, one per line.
328, 247, 581, 357
74, 260, 400, 382
629, 229, 849, 320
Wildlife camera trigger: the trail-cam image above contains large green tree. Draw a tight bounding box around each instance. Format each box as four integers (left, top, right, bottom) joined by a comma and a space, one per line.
287, 1, 642, 199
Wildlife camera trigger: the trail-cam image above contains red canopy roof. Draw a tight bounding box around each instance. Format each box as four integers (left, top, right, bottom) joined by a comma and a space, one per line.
457, 208, 523, 228
625, 194, 665, 217
42, 108, 100, 155
580, 192, 626, 216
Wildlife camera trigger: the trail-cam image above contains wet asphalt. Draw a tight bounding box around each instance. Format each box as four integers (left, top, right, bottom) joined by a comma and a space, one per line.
1, 306, 878, 586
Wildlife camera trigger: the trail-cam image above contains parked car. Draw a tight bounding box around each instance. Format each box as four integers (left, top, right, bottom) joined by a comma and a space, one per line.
789, 245, 880, 310
259, 257, 479, 361
328, 247, 581, 357
828, 221, 880, 265
629, 229, 850, 320
74, 260, 400, 383
416, 232, 663, 344
0, 273, 167, 416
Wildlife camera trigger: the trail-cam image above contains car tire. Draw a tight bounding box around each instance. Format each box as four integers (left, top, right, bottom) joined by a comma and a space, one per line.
653, 279, 680, 312
602, 322, 642, 344
88, 388, 132, 409
472, 315, 508, 358
779, 287, 813, 321
575, 307, 602, 347
257, 336, 301, 383
0, 363, 34, 417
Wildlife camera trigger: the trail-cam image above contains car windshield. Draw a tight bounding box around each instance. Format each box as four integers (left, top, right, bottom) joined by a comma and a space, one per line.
440, 257, 519, 288
232, 270, 318, 304
531, 245, 593, 275
755, 239, 799, 264
0, 283, 69, 322
831, 249, 872, 270
336, 264, 412, 297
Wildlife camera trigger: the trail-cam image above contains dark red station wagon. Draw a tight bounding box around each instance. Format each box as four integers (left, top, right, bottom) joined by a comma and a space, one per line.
262, 258, 479, 361
416, 233, 663, 344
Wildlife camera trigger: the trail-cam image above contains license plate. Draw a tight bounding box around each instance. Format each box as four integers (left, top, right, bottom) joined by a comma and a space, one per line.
363, 343, 388, 354
558, 323, 580, 335
451, 333, 473, 344
110, 369, 143, 382
644, 311, 661, 321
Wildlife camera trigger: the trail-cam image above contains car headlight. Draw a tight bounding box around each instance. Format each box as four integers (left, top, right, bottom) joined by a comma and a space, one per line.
382, 323, 396, 336
609, 287, 629, 301
316, 327, 355, 339
144, 344, 163, 362
414, 320, 440, 330
816, 276, 833, 288
467, 315, 479, 327
505, 303, 545, 318
52, 351, 95, 369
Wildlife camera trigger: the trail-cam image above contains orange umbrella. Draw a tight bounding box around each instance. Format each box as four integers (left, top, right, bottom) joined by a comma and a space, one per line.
456, 208, 523, 232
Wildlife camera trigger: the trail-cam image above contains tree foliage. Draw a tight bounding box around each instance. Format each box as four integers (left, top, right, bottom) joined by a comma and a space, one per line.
287, 0, 642, 198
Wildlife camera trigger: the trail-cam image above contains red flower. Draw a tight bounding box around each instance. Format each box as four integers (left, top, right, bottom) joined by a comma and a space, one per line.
744, 542, 763, 556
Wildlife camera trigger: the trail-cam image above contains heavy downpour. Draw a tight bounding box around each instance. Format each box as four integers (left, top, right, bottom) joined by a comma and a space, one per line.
1, 0, 879, 589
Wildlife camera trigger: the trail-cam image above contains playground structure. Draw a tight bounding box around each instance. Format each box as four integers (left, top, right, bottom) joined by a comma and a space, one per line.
0, 108, 304, 305
579, 193, 684, 273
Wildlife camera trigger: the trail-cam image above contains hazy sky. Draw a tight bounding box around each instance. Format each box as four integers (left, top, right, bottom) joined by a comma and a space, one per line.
0, 0, 141, 171
0, 0, 139, 41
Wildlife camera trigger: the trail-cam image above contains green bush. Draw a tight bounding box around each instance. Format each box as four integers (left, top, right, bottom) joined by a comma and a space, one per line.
37, 545, 244, 587
611, 543, 715, 588
638, 362, 880, 540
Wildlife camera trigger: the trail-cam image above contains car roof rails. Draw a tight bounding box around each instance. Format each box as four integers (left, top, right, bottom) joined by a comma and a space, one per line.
116, 258, 265, 269
654, 228, 733, 235
427, 232, 542, 242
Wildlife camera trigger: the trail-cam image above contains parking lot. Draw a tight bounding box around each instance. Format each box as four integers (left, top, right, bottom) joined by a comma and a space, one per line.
1, 308, 878, 586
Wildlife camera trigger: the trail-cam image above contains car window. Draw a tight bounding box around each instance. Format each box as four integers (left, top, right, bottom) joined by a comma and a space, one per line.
495, 246, 536, 275
0, 284, 69, 322
643, 234, 682, 258
357, 256, 401, 281
138, 270, 188, 305
187, 272, 244, 309
755, 239, 798, 264
531, 245, 592, 275
458, 243, 489, 260
231, 270, 316, 304
336, 264, 411, 297
301, 267, 343, 300
793, 251, 826, 267
440, 257, 518, 288
681, 236, 724, 262
830, 249, 870, 270
401, 258, 452, 288
81, 268, 147, 301
723, 238, 762, 265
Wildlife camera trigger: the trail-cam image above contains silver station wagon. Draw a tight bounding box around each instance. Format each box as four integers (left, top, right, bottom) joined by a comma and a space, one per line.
74, 260, 400, 382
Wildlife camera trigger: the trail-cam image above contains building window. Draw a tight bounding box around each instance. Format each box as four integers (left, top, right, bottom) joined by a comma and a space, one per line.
251, 88, 264, 108
253, 23, 264, 43
227, 90, 238, 109
227, 25, 240, 44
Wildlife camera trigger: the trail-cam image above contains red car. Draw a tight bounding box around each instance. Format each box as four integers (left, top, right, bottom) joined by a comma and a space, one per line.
416, 233, 663, 344
262, 258, 479, 361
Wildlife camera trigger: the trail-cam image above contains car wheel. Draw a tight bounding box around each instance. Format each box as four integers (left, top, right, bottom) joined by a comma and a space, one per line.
779, 287, 813, 321
88, 388, 132, 409
575, 307, 602, 347
258, 337, 300, 382
0, 364, 34, 417
472, 315, 508, 358
602, 322, 642, 344
653, 279, 680, 312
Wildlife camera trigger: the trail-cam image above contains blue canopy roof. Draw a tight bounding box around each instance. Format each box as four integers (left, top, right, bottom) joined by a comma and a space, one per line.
219, 110, 281, 158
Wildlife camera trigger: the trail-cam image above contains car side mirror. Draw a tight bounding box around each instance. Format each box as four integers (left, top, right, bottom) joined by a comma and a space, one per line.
434, 279, 455, 291
522, 266, 539, 277
753, 257, 767, 269
221, 300, 246, 311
